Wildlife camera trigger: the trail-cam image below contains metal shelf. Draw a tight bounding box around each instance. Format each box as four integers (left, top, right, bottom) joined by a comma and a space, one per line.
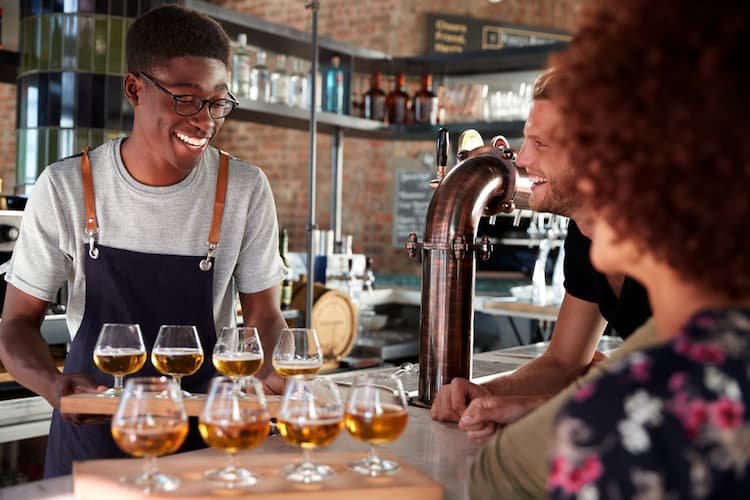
0, 50, 19, 84
232, 98, 525, 139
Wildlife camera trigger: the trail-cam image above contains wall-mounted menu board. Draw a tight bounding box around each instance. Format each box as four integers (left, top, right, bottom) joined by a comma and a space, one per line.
427, 13, 570, 54
393, 170, 434, 247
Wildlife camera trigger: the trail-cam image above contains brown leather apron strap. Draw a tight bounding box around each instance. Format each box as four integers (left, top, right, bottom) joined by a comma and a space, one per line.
80, 146, 100, 259
199, 150, 230, 271
81, 146, 229, 270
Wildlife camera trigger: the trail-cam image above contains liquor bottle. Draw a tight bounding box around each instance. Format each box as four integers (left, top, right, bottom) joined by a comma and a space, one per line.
287, 58, 307, 108
324, 56, 345, 114
363, 72, 386, 121
413, 73, 439, 125
270, 54, 290, 105
250, 50, 271, 102
231, 33, 251, 99
279, 228, 292, 310
386, 73, 410, 125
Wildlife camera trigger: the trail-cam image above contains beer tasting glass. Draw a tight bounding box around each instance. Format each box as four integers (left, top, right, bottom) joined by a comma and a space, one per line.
344, 374, 409, 476
93, 323, 147, 396
276, 377, 344, 483
199, 376, 271, 487
212, 327, 264, 387
151, 325, 204, 397
111, 377, 188, 493
272, 328, 323, 378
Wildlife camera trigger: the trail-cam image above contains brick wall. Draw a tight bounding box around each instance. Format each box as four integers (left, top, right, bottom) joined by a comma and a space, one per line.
0, 0, 582, 275
212, 0, 582, 275
0, 83, 17, 193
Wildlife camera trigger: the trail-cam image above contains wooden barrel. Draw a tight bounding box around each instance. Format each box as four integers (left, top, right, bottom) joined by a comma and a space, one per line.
290, 282, 358, 371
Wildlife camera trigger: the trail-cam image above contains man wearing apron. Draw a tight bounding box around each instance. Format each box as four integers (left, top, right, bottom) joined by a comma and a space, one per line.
0, 5, 287, 477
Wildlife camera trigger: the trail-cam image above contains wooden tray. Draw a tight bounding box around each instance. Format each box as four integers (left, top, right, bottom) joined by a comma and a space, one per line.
61, 393, 281, 418
73, 449, 443, 499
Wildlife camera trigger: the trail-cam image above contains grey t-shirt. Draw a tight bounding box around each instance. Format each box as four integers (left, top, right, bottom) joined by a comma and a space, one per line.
6, 138, 285, 339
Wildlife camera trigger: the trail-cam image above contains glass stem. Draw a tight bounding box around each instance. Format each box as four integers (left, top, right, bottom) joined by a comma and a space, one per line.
227, 451, 238, 471
144, 455, 157, 479
114, 375, 124, 392
368, 445, 380, 465
301, 448, 313, 468
173, 375, 182, 390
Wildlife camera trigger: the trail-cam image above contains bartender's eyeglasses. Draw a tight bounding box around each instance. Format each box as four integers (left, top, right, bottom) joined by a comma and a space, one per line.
138, 72, 239, 119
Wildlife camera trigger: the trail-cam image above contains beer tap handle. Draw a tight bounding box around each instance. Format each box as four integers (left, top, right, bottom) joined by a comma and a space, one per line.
457, 129, 484, 161
430, 128, 450, 189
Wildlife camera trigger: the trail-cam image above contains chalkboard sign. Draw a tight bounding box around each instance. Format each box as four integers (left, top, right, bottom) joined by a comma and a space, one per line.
393, 170, 434, 247
427, 13, 570, 54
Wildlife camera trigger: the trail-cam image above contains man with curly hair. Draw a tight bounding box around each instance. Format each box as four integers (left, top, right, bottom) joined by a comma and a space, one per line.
0, 5, 287, 477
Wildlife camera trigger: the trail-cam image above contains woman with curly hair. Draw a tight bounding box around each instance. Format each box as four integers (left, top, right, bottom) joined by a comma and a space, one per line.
543, 0, 750, 497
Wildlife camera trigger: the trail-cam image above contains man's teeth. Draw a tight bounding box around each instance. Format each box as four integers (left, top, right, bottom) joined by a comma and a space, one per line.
175, 132, 207, 147
529, 175, 547, 186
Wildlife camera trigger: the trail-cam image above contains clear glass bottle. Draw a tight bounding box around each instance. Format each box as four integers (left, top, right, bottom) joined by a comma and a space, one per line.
287, 58, 307, 108
324, 55, 345, 114
250, 49, 271, 102
363, 72, 386, 121
413, 73, 439, 125
231, 34, 251, 99
386, 73, 410, 125
270, 54, 290, 105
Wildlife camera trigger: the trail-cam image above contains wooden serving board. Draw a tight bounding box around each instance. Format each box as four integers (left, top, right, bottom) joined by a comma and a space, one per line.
73, 449, 443, 500
61, 393, 281, 418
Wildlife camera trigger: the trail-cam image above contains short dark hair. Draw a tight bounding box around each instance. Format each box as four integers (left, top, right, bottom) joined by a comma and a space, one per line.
126, 5, 231, 74
552, 0, 750, 298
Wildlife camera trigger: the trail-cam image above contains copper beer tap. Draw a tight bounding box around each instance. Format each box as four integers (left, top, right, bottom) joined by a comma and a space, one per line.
406, 129, 532, 406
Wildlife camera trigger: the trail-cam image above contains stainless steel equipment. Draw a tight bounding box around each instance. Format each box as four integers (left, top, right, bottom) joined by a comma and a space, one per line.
406, 129, 532, 406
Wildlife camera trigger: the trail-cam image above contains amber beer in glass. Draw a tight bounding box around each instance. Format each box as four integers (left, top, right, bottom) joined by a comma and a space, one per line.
272, 328, 323, 378
277, 377, 344, 483
344, 374, 409, 476
111, 377, 188, 493
199, 376, 270, 487
151, 325, 204, 396
93, 323, 147, 396
212, 326, 264, 380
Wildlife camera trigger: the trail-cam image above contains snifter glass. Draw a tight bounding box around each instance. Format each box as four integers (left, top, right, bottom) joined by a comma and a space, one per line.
93, 323, 147, 396
111, 377, 188, 493
277, 377, 344, 483
212, 327, 264, 387
272, 328, 323, 378
344, 374, 409, 476
199, 376, 270, 487
151, 325, 204, 397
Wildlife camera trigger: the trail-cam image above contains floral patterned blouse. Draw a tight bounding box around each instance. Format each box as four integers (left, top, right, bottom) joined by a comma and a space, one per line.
549, 309, 750, 499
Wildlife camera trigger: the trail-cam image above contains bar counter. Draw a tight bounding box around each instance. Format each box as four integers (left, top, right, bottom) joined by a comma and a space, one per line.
0, 405, 483, 500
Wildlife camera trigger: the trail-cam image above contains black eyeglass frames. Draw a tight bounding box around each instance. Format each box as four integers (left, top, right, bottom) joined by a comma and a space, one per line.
138, 72, 239, 119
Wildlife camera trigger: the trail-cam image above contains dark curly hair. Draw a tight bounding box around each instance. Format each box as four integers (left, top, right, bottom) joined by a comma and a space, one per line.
126, 5, 230, 74
551, 0, 750, 298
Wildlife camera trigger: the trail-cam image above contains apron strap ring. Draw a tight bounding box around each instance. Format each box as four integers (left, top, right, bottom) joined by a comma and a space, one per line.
86, 227, 100, 259
199, 242, 217, 271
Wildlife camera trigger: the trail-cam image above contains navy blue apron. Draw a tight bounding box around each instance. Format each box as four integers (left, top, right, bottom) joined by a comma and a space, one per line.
44, 147, 230, 477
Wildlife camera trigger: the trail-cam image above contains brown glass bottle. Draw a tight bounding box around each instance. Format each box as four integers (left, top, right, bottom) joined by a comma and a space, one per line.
363, 72, 386, 121
386, 73, 410, 125
413, 73, 439, 125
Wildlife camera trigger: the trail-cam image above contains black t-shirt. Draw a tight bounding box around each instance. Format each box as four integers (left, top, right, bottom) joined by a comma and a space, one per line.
563, 220, 651, 339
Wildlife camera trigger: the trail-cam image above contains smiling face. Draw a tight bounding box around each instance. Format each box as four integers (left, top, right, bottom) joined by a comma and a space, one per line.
515, 99, 581, 217
123, 55, 230, 185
